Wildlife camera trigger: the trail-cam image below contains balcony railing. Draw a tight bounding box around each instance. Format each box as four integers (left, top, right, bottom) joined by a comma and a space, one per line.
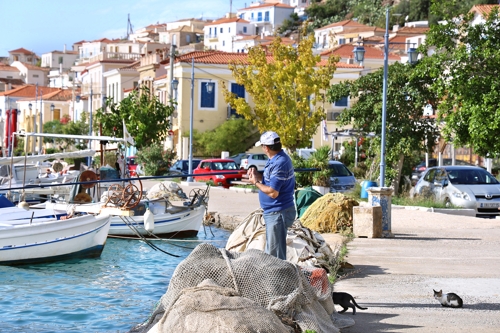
76, 52, 142, 65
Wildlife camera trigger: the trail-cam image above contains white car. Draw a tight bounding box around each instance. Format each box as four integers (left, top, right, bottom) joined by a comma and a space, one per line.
240, 153, 268, 171
413, 166, 500, 218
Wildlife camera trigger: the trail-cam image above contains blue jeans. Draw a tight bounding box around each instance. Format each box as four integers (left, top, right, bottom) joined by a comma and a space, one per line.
263, 206, 296, 260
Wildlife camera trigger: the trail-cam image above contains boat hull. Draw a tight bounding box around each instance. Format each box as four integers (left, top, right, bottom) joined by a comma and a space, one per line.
109, 205, 205, 238
0, 214, 111, 265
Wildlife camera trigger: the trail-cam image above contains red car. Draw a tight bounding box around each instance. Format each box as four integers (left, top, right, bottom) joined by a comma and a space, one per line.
193, 159, 246, 188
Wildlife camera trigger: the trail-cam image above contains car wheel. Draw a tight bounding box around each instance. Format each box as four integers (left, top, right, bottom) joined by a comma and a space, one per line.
444, 197, 452, 208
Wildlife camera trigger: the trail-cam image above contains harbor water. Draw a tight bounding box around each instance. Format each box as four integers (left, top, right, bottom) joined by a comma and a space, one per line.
0, 226, 231, 333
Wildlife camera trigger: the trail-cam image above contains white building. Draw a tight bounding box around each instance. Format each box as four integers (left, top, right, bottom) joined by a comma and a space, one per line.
236, 2, 295, 37
10, 61, 48, 86
204, 16, 254, 52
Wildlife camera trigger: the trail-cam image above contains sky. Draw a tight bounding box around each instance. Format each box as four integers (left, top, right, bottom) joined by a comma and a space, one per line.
0, 0, 249, 56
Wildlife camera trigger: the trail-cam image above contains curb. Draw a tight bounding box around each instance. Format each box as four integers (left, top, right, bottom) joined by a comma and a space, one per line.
392, 204, 476, 217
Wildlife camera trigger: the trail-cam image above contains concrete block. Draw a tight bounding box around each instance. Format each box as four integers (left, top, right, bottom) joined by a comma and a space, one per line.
353, 206, 382, 238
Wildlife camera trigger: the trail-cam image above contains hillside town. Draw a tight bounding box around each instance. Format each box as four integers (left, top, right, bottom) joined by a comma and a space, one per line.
0, 0, 431, 157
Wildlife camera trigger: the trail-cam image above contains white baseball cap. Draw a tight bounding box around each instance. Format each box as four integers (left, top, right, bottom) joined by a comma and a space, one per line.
255, 131, 280, 147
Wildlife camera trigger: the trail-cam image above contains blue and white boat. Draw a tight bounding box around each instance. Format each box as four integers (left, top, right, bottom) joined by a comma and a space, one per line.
0, 210, 111, 265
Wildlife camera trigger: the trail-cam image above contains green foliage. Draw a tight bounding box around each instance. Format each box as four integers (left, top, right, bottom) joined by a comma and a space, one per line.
95, 87, 175, 149
189, 117, 259, 157
135, 143, 176, 176
421, 8, 500, 157
223, 35, 339, 152
277, 13, 302, 35
328, 61, 440, 187
62, 111, 90, 150
291, 145, 332, 187
430, 0, 498, 20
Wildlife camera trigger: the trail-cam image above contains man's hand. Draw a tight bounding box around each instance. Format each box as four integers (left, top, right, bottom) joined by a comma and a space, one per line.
247, 168, 261, 185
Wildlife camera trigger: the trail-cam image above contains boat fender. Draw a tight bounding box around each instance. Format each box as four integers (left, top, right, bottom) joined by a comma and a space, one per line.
144, 207, 154, 232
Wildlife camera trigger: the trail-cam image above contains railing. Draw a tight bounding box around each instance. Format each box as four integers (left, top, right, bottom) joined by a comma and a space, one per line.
77, 52, 142, 65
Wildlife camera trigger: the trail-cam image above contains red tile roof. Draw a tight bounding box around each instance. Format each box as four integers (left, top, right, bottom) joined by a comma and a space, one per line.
395, 26, 429, 35
470, 4, 499, 16
17, 62, 50, 71
320, 44, 401, 61
238, 2, 294, 10
0, 84, 60, 97
8, 47, 36, 55
0, 64, 20, 72
206, 17, 250, 26
170, 50, 360, 68
315, 19, 372, 31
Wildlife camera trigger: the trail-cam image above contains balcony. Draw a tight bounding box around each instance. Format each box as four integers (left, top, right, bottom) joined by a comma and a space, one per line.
206, 34, 219, 42
76, 52, 142, 65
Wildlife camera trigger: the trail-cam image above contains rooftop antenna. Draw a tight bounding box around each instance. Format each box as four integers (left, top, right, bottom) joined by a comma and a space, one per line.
230, 0, 232, 16
126, 14, 134, 39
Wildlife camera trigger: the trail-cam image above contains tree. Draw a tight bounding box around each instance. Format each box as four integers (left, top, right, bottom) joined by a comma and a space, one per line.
430, 0, 499, 20
223, 35, 339, 152
191, 117, 259, 157
421, 8, 500, 157
95, 87, 175, 149
328, 62, 440, 192
42, 112, 89, 150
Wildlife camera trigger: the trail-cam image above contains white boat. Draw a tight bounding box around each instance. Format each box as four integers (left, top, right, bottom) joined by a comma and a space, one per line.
108, 202, 206, 238
43, 180, 210, 239
0, 212, 111, 265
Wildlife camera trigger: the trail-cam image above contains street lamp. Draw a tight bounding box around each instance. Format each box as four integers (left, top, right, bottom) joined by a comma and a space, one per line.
352, 8, 418, 187
184, 57, 214, 182
50, 103, 54, 120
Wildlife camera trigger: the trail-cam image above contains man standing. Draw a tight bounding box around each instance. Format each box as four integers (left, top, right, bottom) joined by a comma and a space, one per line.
247, 131, 296, 260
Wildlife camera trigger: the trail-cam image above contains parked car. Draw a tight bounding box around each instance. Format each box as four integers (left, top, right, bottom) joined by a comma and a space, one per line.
411, 158, 473, 186
193, 159, 246, 188
240, 153, 269, 171
228, 153, 247, 167
413, 166, 500, 218
328, 161, 357, 193
169, 159, 201, 179
126, 156, 138, 176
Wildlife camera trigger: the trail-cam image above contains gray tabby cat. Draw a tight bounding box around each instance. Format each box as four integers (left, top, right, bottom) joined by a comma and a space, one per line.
332, 292, 368, 315
433, 289, 463, 308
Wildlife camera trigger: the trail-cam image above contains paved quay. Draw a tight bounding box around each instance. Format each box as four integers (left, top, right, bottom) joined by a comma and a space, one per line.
146, 180, 500, 332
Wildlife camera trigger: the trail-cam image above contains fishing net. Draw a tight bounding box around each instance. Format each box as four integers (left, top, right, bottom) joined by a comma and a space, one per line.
146, 181, 188, 201
129, 243, 341, 333
300, 193, 359, 233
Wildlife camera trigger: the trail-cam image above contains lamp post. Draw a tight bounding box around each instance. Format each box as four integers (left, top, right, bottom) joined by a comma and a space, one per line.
183, 57, 214, 182
352, 8, 418, 187
171, 78, 179, 150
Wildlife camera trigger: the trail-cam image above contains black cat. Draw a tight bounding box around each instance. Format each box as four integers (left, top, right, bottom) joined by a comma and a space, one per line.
332, 292, 368, 315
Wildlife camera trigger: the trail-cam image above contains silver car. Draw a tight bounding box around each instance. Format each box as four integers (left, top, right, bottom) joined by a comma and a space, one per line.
413, 166, 500, 218
328, 161, 356, 193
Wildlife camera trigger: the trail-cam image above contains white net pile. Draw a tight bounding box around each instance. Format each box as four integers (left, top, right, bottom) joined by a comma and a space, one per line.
130, 243, 342, 333
146, 181, 188, 201
226, 208, 338, 272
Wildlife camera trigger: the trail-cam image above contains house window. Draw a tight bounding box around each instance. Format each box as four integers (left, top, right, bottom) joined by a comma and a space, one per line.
33, 74, 39, 78
339, 38, 346, 45
59, 56, 63, 64
229, 83, 245, 118
334, 96, 348, 107
186, 35, 191, 43
200, 82, 216, 108
220, 27, 223, 33
209, 27, 212, 34
258, 12, 262, 22
251, 13, 254, 20
223, 41, 225, 46
264, 11, 269, 22
243, 27, 247, 33
229, 27, 231, 33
